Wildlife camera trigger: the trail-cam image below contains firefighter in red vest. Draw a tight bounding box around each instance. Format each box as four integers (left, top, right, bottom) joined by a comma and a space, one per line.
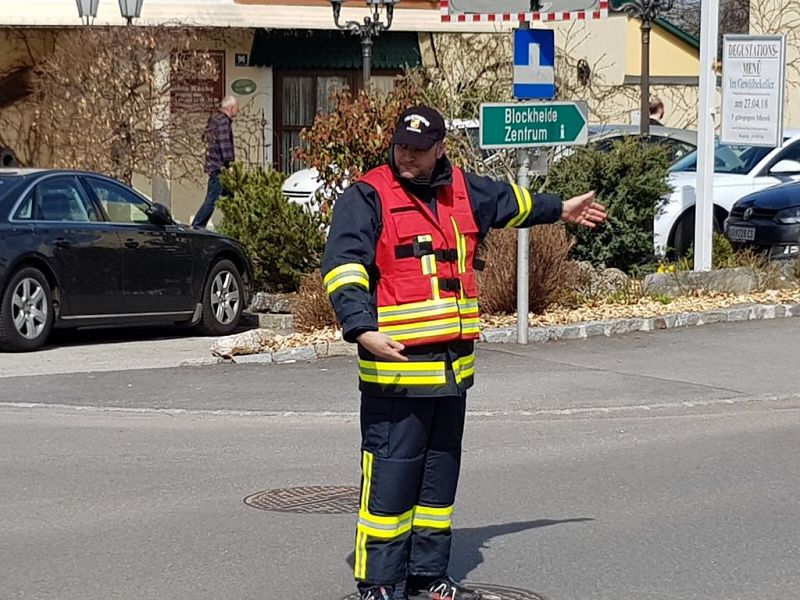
322, 106, 606, 600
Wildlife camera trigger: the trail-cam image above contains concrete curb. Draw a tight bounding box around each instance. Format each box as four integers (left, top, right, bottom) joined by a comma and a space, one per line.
197, 302, 800, 366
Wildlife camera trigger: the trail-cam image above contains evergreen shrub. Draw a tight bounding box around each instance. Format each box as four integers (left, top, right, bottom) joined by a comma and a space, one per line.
217, 164, 326, 292
545, 138, 672, 273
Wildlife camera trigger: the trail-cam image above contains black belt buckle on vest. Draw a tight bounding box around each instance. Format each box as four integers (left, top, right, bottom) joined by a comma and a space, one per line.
439, 277, 461, 293
434, 248, 459, 262
395, 240, 434, 259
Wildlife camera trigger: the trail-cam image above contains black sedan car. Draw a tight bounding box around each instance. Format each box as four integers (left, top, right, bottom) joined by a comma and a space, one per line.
0, 168, 251, 351
724, 181, 800, 260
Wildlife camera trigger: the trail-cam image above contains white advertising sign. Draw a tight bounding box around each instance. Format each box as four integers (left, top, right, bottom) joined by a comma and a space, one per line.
721, 35, 786, 147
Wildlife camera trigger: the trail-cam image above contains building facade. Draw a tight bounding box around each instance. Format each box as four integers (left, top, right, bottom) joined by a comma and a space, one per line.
0, 0, 702, 224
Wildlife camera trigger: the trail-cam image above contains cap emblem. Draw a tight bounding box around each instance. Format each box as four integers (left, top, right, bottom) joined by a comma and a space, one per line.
405, 114, 430, 133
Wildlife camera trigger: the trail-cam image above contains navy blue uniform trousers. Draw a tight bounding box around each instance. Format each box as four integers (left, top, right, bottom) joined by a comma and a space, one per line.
355, 392, 467, 586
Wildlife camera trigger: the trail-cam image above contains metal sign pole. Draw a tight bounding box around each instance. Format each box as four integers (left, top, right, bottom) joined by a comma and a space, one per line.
693, 0, 719, 272
516, 151, 531, 344
516, 16, 532, 345
477, 10, 587, 344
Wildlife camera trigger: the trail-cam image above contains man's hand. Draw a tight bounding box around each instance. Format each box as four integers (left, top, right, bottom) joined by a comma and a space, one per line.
357, 331, 409, 362
561, 191, 607, 228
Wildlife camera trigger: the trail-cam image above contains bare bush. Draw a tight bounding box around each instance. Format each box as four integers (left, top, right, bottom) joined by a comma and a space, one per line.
478, 225, 581, 315
0, 28, 245, 184
292, 270, 338, 333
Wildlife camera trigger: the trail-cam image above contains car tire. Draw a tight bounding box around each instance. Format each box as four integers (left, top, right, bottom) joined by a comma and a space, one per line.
670, 208, 724, 258
671, 211, 695, 258
0, 267, 54, 352
196, 259, 244, 336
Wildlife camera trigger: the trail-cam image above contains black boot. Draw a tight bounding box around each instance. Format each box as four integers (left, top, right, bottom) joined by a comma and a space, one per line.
407, 575, 483, 600
360, 585, 396, 600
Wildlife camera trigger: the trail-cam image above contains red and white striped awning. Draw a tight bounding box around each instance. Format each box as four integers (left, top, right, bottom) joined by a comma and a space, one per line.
440, 0, 610, 23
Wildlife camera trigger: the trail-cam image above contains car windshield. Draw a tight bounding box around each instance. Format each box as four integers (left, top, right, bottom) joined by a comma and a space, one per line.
670, 143, 774, 174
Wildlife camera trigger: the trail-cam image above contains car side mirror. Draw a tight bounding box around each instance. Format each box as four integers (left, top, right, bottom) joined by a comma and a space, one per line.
146, 202, 174, 226
770, 159, 800, 175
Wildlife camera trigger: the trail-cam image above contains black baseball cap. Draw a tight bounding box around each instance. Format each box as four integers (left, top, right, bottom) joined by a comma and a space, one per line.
391, 106, 446, 150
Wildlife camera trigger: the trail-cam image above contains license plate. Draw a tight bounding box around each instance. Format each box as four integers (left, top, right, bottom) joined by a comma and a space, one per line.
727, 225, 756, 242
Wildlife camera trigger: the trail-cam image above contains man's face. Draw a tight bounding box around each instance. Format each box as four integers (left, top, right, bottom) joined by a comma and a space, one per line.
393, 141, 445, 180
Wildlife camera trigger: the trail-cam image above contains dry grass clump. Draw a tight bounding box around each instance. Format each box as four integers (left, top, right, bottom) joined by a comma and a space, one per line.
291, 270, 338, 332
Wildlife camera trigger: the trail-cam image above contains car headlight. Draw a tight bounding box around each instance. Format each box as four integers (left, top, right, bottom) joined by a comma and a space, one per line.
774, 207, 800, 224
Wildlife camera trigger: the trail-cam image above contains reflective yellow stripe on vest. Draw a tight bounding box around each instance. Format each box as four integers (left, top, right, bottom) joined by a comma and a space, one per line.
458, 298, 480, 337
457, 298, 478, 315
324, 263, 369, 295
450, 217, 468, 274
418, 235, 437, 276
507, 184, 533, 228
377, 297, 459, 324
379, 317, 462, 343
413, 504, 454, 529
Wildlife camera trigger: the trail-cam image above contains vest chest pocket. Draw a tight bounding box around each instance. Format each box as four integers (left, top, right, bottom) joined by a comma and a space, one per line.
390, 211, 437, 276
449, 211, 479, 238
392, 211, 430, 241
384, 275, 434, 304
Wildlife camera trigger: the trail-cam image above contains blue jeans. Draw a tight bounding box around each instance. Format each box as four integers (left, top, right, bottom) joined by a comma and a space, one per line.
192, 171, 222, 228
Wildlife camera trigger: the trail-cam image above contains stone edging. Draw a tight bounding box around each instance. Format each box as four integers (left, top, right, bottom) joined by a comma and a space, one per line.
179, 302, 800, 367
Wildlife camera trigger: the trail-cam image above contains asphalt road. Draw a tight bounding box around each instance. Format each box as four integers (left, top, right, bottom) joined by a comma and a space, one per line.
1, 319, 799, 599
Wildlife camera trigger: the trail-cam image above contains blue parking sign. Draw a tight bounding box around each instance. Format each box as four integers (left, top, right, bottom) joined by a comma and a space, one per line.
513, 29, 556, 100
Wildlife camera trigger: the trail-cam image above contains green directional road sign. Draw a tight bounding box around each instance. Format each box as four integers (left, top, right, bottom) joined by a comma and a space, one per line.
479, 101, 588, 149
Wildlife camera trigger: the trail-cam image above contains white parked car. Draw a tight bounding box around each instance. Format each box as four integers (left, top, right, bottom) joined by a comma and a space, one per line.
281, 166, 323, 211
656, 130, 800, 255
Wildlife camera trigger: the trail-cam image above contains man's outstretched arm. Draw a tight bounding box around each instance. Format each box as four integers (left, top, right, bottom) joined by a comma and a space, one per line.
464, 172, 605, 235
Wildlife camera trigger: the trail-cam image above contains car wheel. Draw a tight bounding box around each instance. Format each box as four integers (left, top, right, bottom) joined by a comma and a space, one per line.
196, 259, 244, 336
671, 210, 695, 258
670, 208, 723, 258
0, 267, 54, 352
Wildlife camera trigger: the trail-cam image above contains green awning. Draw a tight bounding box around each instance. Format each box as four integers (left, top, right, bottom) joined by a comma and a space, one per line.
249, 29, 421, 70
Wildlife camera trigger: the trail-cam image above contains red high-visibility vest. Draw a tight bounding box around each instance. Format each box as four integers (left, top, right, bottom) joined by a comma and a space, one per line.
359, 164, 480, 347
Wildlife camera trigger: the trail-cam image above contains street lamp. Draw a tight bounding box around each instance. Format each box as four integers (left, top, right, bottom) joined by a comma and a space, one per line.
619, 0, 674, 136
330, 0, 399, 85
119, 0, 144, 25
75, 0, 100, 25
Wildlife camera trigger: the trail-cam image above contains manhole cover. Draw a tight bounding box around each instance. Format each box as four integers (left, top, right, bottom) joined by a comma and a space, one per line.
244, 485, 360, 514
340, 583, 547, 600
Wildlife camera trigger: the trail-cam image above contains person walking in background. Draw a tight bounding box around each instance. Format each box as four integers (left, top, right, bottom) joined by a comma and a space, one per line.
649, 96, 665, 126
322, 105, 606, 600
192, 95, 238, 228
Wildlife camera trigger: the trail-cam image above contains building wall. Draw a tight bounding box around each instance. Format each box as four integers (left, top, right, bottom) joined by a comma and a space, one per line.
625, 21, 699, 77
0, 27, 269, 226
573, 17, 699, 127
0, 29, 54, 165
168, 29, 271, 227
